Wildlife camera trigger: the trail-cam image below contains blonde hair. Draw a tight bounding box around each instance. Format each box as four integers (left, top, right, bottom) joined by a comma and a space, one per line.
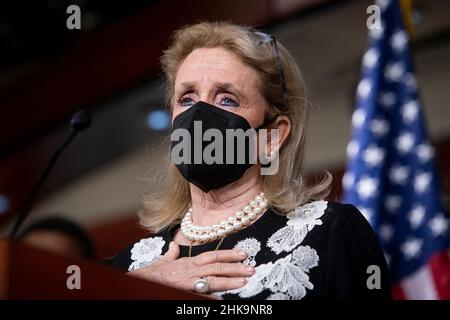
139, 21, 331, 233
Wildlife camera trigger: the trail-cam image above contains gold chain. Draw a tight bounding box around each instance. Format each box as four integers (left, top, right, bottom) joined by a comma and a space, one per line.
188, 237, 225, 258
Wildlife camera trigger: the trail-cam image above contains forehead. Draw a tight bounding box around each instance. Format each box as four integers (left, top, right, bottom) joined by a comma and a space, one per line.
174, 47, 260, 91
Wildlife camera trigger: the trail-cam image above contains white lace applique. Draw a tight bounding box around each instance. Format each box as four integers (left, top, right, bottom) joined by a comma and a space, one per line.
267, 292, 290, 300
233, 238, 261, 266
128, 236, 165, 272
267, 200, 328, 254
217, 245, 319, 300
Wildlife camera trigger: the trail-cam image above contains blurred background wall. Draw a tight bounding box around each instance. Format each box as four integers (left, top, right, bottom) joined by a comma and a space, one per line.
0, 0, 449, 258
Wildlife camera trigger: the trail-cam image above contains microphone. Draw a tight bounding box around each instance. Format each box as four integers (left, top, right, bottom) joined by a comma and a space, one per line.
9, 110, 92, 238
71, 109, 92, 132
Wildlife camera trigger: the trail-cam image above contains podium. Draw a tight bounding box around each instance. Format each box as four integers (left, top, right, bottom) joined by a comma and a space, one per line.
0, 239, 207, 300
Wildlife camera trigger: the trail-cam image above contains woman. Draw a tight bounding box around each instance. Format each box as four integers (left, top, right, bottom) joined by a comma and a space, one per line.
109, 22, 391, 300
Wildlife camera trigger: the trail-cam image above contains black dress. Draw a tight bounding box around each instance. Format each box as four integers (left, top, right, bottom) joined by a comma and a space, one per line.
107, 201, 392, 300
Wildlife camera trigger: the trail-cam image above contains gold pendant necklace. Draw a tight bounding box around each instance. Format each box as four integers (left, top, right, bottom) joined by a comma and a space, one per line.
188, 237, 225, 258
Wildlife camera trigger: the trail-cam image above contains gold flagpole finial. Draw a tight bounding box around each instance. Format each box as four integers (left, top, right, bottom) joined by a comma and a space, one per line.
399, 0, 415, 38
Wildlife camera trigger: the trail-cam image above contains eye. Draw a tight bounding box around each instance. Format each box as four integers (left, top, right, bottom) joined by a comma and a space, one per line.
177, 95, 196, 107
217, 94, 239, 107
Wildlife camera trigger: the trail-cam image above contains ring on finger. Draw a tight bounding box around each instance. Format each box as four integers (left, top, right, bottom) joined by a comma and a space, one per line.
193, 277, 209, 294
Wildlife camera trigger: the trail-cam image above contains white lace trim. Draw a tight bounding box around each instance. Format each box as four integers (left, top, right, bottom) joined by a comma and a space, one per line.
267, 200, 328, 254
127, 201, 328, 300
128, 236, 165, 271
217, 200, 328, 300
217, 245, 319, 299
233, 238, 261, 266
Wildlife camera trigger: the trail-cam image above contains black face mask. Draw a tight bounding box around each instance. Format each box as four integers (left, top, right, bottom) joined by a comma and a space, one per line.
171, 101, 269, 192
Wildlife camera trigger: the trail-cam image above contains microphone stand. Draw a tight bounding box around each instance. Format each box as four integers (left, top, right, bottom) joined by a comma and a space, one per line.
9, 110, 91, 238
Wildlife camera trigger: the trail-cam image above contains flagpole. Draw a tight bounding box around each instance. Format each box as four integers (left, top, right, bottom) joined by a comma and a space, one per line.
399, 0, 414, 38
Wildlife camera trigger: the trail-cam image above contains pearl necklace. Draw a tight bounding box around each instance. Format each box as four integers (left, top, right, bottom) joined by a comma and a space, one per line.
181, 192, 268, 243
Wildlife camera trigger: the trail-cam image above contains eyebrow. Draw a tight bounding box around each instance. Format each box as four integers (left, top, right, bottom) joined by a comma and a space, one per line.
214, 82, 243, 96
176, 81, 248, 102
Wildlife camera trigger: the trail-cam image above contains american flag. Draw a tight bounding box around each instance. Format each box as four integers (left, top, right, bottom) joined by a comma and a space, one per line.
341, 0, 450, 299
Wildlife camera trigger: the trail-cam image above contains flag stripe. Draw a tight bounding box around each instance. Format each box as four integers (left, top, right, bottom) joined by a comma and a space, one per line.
429, 249, 450, 299
392, 283, 406, 300
400, 264, 437, 300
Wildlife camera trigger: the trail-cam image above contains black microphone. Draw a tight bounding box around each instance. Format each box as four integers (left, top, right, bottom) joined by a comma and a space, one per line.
10, 110, 92, 238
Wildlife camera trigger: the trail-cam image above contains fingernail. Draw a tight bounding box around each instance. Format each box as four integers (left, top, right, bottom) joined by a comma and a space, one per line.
239, 250, 248, 258
239, 278, 247, 284
246, 266, 255, 274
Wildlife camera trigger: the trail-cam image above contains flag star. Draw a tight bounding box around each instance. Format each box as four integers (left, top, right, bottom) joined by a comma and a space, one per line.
402, 100, 419, 124
376, 0, 391, 10
352, 109, 366, 128
409, 205, 426, 229
403, 73, 418, 91
385, 62, 404, 82
369, 21, 385, 39
383, 252, 391, 266
346, 140, 360, 158
395, 132, 414, 154
416, 143, 434, 163
363, 145, 385, 167
379, 224, 394, 242
370, 118, 389, 137
428, 214, 449, 237
359, 207, 374, 223
363, 48, 379, 68
400, 238, 423, 260
379, 92, 396, 108
357, 79, 372, 98
385, 195, 402, 212
414, 172, 431, 194
391, 30, 408, 52
357, 176, 378, 199
342, 172, 355, 189
389, 164, 409, 185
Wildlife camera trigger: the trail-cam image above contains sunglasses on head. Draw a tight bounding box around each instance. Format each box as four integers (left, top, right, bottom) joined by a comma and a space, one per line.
254, 31, 289, 105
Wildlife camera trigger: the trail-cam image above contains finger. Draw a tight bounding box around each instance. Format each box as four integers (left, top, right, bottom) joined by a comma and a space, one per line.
192, 249, 248, 265
204, 276, 248, 292
162, 241, 180, 261
199, 262, 255, 277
